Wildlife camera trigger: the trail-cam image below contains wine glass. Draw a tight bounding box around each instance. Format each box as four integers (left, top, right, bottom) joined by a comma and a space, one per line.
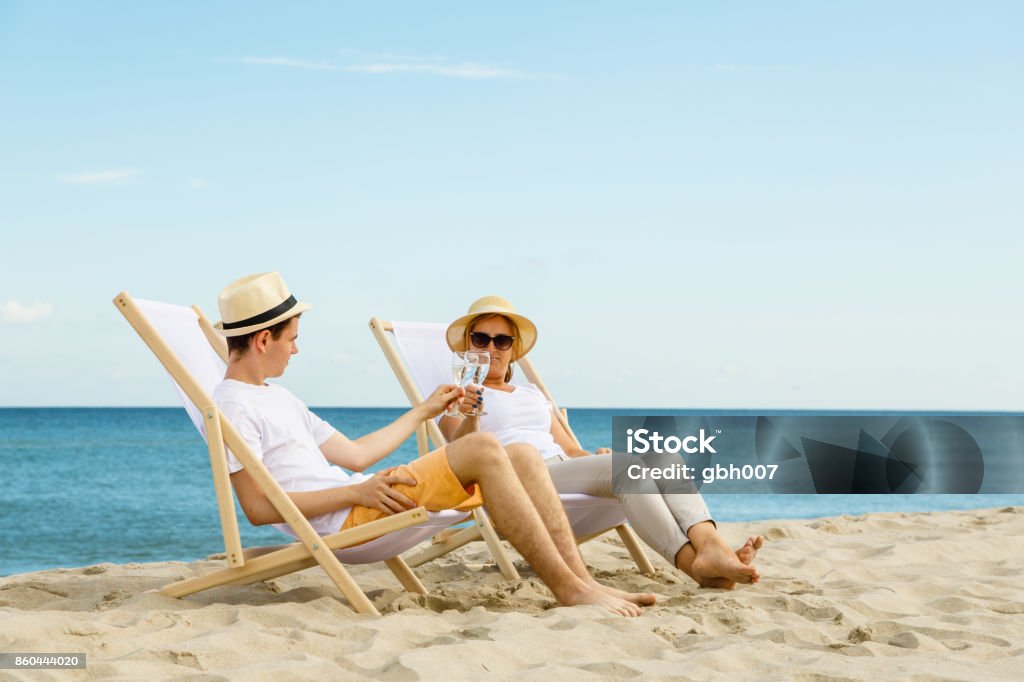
445, 352, 472, 417
463, 350, 490, 416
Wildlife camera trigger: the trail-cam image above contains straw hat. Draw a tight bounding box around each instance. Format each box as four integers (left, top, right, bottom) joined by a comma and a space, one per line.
214, 272, 312, 337
446, 295, 537, 356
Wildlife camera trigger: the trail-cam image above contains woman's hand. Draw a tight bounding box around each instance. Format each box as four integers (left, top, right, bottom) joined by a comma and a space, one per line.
421, 383, 464, 419
595, 447, 613, 455
351, 472, 418, 515
459, 384, 484, 417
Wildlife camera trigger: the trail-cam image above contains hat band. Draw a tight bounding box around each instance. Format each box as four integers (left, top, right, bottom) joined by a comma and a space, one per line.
221, 295, 298, 330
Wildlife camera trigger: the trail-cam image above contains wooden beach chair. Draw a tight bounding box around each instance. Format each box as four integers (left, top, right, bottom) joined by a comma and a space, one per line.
114, 292, 470, 615
368, 318, 657, 577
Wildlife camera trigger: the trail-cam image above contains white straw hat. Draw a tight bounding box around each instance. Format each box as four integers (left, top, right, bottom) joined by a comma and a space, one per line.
446, 295, 537, 356
214, 272, 312, 337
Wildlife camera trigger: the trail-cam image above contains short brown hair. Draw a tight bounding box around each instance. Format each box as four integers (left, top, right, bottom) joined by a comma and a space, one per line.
226, 315, 300, 358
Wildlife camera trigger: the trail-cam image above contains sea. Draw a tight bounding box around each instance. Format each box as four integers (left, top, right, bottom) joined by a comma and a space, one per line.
2, 407, 1022, 577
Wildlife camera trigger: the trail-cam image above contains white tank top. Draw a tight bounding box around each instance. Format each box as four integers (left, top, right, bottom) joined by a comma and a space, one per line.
477, 384, 566, 462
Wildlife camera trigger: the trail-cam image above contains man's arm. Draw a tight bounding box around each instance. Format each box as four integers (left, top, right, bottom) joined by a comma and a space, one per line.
230, 467, 419, 526
319, 384, 463, 471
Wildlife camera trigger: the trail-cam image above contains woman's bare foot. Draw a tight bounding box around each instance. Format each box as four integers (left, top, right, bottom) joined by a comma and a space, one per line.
590, 580, 657, 606
691, 538, 760, 589
736, 536, 765, 566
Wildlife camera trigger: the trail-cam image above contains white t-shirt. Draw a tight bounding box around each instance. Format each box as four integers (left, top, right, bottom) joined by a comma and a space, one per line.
477, 384, 566, 462
213, 379, 369, 538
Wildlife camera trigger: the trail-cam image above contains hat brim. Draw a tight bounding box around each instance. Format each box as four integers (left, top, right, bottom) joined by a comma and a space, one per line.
214, 301, 312, 337
446, 309, 537, 357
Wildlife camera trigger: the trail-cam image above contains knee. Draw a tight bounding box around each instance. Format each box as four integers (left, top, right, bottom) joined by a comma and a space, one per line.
462, 431, 504, 461
504, 442, 543, 467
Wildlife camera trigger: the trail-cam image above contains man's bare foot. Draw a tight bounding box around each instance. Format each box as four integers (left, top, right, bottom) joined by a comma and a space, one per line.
691, 539, 760, 589
558, 584, 644, 616
590, 580, 657, 606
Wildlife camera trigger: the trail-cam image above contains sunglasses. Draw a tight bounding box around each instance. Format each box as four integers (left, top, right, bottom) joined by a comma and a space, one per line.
470, 332, 515, 351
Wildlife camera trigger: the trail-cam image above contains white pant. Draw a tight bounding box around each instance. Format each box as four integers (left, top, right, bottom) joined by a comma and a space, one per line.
545, 453, 713, 565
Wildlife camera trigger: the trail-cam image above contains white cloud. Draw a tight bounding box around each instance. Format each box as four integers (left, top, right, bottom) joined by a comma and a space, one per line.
239, 56, 532, 79
239, 56, 340, 71
187, 177, 208, 190
344, 62, 528, 79
56, 169, 139, 184
1, 300, 54, 324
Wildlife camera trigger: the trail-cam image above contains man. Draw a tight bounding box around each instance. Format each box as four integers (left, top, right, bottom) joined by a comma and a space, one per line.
212, 272, 653, 616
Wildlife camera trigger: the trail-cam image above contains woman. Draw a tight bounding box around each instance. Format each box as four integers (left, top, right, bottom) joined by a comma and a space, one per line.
440, 296, 764, 588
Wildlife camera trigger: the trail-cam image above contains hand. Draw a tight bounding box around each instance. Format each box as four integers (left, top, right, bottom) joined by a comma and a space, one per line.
459, 384, 484, 417
352, 472, 418, 515
595, 447, 613, 455
423, 383, 464, 419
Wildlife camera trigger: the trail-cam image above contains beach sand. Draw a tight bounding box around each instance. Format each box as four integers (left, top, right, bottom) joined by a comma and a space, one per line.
1, 507, 1022, 680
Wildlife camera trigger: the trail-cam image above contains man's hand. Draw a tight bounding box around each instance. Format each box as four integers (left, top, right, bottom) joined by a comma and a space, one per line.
351, 472, 418, 514
422, 383, 464, 419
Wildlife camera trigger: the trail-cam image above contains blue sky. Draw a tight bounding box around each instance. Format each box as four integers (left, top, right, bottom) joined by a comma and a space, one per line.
1, 2, 1021, 409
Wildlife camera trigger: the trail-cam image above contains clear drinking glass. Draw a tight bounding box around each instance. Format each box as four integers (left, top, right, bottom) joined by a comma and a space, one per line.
445, 352, 471, 417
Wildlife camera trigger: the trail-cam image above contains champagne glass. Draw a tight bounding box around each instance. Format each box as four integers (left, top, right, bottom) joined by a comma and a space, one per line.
445, 352, 473, 417
464, 351, 490, 416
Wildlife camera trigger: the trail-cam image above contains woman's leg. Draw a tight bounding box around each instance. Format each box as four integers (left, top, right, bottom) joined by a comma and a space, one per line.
546, 454, 690, 566
546, 454, 762, 587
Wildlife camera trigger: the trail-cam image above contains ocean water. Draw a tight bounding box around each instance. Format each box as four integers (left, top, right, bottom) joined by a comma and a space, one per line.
2, 407, 1022, 577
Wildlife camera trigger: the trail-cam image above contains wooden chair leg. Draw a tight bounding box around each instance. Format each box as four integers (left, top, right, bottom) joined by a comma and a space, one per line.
384, 557, 428, 595
615, 525, 656, 577
475, 509, 520, 580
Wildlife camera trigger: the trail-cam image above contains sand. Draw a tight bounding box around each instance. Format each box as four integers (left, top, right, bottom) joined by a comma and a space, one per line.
1, 507, 1022, 681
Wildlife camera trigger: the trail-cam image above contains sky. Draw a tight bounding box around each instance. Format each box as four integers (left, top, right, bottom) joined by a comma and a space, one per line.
0, 1, 1021, 410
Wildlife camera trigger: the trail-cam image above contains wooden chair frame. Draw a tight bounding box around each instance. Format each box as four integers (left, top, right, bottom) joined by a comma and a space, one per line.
368, 317, 656, 577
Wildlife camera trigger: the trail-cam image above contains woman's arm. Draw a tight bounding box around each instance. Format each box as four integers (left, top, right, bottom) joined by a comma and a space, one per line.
550, 409, 593, 458
439, 413, 478, 442
439, 385, 485, 441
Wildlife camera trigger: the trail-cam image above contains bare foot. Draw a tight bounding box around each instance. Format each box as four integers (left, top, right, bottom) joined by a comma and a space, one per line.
736, 535, 765, 566
558, 584, 643, 616
691, 538, 760, 589
591, 580, 657, 606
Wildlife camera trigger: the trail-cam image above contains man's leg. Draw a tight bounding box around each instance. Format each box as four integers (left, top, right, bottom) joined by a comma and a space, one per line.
504, 445, 656, 606
444, 433, 643, 616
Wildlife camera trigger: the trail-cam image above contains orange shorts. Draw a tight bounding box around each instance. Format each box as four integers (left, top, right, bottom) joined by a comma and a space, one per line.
341, 446, 484, 530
